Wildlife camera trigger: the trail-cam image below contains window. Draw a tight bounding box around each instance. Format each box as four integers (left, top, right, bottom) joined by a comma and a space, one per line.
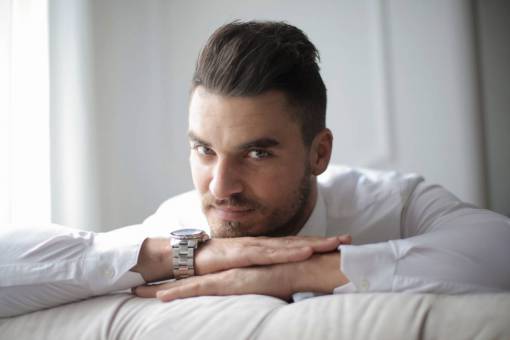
0, 0, 51, 224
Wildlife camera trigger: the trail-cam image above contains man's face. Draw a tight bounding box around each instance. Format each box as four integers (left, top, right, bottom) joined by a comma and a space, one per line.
188, 86, 316, 238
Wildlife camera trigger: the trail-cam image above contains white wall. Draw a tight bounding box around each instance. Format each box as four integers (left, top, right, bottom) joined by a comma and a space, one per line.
50, 0, 495, 231
381, 1, 486, 205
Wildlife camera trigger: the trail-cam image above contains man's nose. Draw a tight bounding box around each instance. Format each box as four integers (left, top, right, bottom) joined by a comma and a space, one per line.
209, 157, 243, 199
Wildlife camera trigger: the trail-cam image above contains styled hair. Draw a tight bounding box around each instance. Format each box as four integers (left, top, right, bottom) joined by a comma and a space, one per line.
192, 20, 327, 145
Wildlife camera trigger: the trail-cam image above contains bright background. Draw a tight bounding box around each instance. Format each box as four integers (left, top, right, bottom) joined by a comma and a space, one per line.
1, 0, 509, 231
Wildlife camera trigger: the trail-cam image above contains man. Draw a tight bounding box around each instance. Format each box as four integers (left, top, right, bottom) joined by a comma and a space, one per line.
1, 20, 509, 317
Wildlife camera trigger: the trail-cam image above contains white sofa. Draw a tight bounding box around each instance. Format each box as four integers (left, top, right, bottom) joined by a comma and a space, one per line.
1, 292, 509, 339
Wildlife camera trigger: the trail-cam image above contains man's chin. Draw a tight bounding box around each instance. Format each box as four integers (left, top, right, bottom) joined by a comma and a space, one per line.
208, 218, 262, 238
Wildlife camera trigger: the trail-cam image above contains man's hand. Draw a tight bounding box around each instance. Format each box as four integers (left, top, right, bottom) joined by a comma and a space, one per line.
133, 252, 349, 302
195, 234, 351, 275
131, 234, 352, 283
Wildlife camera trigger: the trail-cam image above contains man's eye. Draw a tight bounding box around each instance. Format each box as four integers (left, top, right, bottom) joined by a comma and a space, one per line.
248, 149, 271, 159
195, 145, 214, 156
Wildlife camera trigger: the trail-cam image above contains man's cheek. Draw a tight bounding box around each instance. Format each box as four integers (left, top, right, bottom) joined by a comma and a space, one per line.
190, 161, 210, 193
258, 176, 294, 198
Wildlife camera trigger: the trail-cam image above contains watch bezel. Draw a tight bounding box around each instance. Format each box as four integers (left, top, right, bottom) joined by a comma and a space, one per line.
170, 228, 209, 241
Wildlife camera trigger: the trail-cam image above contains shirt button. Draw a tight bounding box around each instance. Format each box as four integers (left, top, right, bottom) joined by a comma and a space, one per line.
360, 279, 370, 291
103, 267, 115, 279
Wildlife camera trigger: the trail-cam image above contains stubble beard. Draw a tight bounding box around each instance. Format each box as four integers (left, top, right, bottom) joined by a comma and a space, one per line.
203, 166, 313, 238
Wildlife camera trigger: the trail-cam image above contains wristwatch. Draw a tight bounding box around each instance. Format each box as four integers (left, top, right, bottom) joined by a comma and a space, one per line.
170, 228, 209, 280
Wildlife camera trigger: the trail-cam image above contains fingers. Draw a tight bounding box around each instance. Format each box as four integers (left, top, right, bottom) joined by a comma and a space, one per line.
238, 245, 313, 266
240, 234, 352, 264
197, 243, 313, 274
133, 282, 175, 298
305, 236, 343, 253
196, 239, 316, 275
337, 234, 352, 245
133, 275, 222, 302
156, 279, 210, 302
195, 234, 353, 275
246, 234, 352, 253
134, 265, 295, 303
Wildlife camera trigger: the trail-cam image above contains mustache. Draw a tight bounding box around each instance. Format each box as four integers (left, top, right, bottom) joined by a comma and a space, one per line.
202, 193, 262, 210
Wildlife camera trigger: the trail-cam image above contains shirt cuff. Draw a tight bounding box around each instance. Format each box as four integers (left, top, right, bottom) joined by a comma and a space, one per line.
337, 242, 397, 293
84, 225, 148, 293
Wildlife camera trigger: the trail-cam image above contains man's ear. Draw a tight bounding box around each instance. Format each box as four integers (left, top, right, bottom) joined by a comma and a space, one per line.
309, 128, 333, 176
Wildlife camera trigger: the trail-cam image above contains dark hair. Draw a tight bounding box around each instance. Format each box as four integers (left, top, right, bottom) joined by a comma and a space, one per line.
192, 20, 327, 145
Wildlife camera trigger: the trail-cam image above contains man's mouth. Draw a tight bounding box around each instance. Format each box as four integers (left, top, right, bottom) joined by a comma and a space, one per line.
210, 206, 255, 220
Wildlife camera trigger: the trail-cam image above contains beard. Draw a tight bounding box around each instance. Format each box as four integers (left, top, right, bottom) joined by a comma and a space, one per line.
201, 166, 313, 238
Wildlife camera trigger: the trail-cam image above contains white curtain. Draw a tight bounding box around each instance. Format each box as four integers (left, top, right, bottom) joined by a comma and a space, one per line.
0, 0, 51, 225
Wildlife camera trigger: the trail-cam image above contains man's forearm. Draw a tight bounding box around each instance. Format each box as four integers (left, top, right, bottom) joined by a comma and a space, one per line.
131, 235, 353, 302
294, 252, 349, 293
131, 237, 173, 282
1, 224, 148, 317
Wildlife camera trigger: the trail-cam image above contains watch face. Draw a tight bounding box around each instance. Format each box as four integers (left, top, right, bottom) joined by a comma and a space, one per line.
171, 228, 205, 238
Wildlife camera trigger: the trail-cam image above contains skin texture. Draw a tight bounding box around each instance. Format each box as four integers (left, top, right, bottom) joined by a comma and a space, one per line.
135, 252, 348, 302
131, 234, 351, 283
188, 86, 330, 238
132, 87, 350, 300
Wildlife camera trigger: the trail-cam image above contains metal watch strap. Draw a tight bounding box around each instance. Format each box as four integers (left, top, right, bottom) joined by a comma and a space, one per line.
172, 239, 198, 279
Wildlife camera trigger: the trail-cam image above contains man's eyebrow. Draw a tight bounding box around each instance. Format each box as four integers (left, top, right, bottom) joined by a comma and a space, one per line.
188, 132, 280, 149
238, 138, 280, 150
188, 131, 211, 146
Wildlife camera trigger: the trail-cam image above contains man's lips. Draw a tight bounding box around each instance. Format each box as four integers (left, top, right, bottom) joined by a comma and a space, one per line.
210, 206, 255, 220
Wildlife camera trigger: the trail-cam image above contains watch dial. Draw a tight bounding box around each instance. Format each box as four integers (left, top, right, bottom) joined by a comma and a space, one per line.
171, 228, 203, 237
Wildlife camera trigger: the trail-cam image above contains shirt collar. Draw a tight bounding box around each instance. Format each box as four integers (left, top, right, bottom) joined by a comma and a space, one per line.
297, 186, 327, 237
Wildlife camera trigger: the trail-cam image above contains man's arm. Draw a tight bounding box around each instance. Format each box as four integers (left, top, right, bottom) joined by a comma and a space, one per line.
0, 223, 148, 317
134, 183, 510, 300
336, 182, 510, 293
0, 223, 347, 317
130, 235, 349, 282
134, 251, 349, 302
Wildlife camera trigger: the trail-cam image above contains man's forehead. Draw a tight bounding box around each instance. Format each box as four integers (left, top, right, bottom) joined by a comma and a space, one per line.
188, 87, 301, 147
189, 87, 296, 120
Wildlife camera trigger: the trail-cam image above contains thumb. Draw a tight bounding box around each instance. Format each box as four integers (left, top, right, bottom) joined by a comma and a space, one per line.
337, 234, 352, 245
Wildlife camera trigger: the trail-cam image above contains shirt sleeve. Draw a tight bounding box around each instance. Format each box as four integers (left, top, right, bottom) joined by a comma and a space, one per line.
0, 223, 147, 317
335, 182, 510, 294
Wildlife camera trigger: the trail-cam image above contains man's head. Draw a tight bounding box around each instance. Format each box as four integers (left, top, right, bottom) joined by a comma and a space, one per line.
192, 20, 327, 146
188, 21, 333, 237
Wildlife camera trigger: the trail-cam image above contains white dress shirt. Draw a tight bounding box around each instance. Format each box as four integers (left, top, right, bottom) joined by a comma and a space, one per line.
1, 165, 510, 317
